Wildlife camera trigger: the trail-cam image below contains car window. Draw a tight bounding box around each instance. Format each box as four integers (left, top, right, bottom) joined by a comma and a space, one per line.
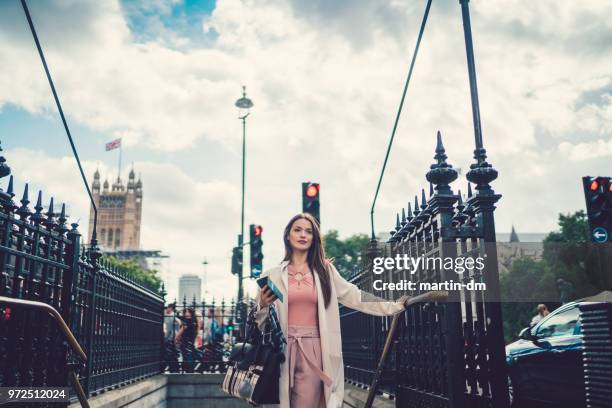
536, 306, 580, 338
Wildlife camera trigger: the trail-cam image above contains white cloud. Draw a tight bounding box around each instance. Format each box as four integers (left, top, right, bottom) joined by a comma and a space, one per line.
559, 139, 612, 161
2, 0, 612, 300
2, 147, 244, 301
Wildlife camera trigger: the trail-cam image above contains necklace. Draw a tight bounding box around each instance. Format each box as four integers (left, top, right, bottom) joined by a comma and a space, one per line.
289, 262, 308, 288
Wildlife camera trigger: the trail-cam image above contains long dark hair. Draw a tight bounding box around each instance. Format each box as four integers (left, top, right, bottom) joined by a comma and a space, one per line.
283, 213, 332, 308
183, 308, 197, 328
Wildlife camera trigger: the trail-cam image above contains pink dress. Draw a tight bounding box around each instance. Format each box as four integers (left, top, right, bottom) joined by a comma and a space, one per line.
287, 264, 332, 408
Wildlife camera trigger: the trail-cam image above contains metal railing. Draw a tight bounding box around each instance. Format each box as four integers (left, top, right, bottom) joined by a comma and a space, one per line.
0, 144, 165, 399
340, 134, 508, 408
0, 296, 89, 407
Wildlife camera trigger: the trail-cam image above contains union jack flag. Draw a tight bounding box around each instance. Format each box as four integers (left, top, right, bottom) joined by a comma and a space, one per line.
105, 138, 121, 151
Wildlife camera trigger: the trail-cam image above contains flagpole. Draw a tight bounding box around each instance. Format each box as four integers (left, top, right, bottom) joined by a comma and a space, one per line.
118, 142, 122, 181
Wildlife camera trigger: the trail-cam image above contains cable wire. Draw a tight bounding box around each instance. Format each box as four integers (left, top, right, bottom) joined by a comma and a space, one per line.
21, 0, 98, 244
370, 0, 433, 240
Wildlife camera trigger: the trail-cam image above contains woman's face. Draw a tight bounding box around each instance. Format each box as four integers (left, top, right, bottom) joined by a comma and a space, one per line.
184, 309, 192, 319
288, 218, 314, 252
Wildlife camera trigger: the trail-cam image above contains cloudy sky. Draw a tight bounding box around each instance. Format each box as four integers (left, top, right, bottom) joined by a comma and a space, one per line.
1, 0, 610, 301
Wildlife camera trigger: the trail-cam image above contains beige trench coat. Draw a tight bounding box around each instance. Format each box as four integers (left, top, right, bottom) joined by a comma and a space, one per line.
254, 260, 406, 408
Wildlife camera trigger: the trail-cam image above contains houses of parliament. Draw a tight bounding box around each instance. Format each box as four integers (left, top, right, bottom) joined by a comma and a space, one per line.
87, 168, 143, 251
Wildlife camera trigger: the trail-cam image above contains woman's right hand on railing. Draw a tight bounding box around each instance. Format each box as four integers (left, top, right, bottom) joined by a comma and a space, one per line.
259, 285, 277, 308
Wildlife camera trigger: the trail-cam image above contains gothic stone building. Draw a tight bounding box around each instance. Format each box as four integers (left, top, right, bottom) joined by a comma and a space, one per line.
88, 169, 143, 251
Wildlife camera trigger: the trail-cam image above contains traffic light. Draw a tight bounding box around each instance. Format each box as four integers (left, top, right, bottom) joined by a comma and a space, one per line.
249, 224, 264, 278
302, 182, 320, 223
582, 176, 612, 243
231, 246, 243, 275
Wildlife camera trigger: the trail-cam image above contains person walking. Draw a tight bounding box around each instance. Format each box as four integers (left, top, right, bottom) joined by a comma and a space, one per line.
255, 213, 412, 408
176, 307, 198, 373
163, 303, 180, 372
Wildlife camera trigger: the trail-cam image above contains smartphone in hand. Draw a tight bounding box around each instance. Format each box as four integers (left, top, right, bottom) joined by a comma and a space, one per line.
256, 276, 284, 303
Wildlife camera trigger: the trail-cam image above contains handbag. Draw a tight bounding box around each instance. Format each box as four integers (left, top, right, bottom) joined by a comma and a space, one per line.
222, 303, 286, 405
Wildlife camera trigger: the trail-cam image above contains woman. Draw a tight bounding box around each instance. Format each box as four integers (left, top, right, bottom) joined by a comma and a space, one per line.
176, 307, 198, 373
255, 213, 411, 408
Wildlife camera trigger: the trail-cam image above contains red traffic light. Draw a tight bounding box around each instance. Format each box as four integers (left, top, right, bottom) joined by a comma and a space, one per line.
3, 306, 11, 321
254, 225, 263, 236
590, 180, 600, 191
306, 184, 319, 198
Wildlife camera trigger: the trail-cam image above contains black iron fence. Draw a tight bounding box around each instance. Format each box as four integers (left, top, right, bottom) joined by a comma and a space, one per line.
339, 0, 511, 406
340, 131, 509, 408
0, 146, 165, 399
162, 297, 242, 374
580, 302, 612, 408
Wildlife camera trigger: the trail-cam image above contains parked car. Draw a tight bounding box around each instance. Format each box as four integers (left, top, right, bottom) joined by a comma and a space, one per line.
505, 302, 585, 407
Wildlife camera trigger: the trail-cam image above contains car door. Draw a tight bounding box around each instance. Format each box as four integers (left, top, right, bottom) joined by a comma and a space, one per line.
523, 305, 584, 406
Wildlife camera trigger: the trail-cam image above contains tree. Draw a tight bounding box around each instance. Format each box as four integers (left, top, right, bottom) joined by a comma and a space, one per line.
323, 230, 370, 278
102, 255, 162, 292
501, 211, 601, 343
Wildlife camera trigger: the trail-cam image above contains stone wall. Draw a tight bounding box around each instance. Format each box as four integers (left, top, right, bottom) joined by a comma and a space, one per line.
70, 373, 392, 407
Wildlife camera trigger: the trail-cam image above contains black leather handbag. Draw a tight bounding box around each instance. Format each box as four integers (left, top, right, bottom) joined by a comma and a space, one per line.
222, 303, 286, 405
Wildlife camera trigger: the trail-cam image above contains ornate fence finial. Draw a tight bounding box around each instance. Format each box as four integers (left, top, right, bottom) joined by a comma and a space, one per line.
7, 175, 14, 198
44, 197, 56, 230
1, 175, 15, 212
411, 194, 424, 230
17, 183, 32, 219
426, 131, 458, 196
396, 206, 410, 239
418, 188, 430, 222
389, 213, 401, 242
405, 202, 417, 238
466, 159, 498, 195
57, 203, 69, 234
31, 190, 44, 224
420, 188, 427, 211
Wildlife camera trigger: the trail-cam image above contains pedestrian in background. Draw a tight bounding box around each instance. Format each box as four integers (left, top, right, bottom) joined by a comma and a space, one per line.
176, 307, 198, 373
163, 303, 180, 372
530, 304, 550, 326
204, 308, 222, 345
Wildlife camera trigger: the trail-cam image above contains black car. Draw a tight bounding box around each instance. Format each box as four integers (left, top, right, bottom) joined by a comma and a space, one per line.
505, 302, 584, 407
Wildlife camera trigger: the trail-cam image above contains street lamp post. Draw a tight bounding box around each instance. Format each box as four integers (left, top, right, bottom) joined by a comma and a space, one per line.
234, 86, 253, 310
202, 258, 209, 298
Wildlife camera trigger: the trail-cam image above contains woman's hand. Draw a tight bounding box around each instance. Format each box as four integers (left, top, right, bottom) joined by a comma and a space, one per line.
398, 291, 450, 309
259, 285, 278, 308
398, 295, 411, 309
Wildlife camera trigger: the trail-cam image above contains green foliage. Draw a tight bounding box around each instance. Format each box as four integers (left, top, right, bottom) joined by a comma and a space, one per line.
323, 230, 370, 278
500, 258, 558, 341
501, 210, 601, 343
102, 255, 162, 292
